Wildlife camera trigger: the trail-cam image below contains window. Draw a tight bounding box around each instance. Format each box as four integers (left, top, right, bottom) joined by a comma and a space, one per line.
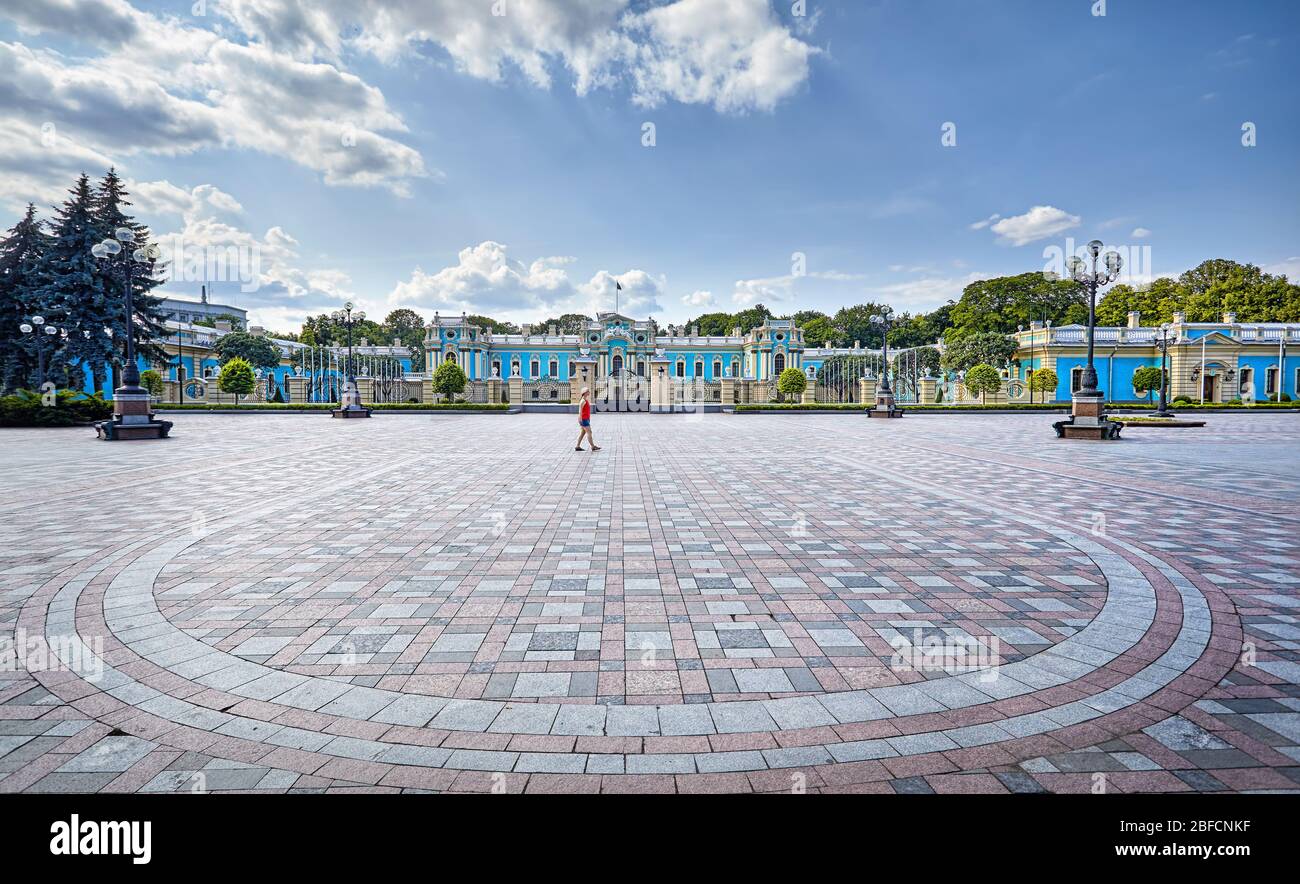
1071, 367, 1083, 393
731, 359, 739, 378
530, 360, 540, 378
694, 361, 703, 377
569, 362, 576, 378
676, 361, 685, 377
549, 359, 558, 378
713, 360, 722, 378
1266, 367, 1278, 396
774, 353, 786, 374
511, 358, 520, 377
492, 360, 501, 377
636, 361, 645, 377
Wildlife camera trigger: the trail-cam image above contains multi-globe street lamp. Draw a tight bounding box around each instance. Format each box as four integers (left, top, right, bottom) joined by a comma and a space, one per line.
1066, 240, 1124, 399
91, 227, 154, 393
867, 309, 901, 418
1152, 323, 1177, 417
90, 227, 170, 440
19, 314, 64, 388
329, 301, 371, 418
1051, 240, 1124, 439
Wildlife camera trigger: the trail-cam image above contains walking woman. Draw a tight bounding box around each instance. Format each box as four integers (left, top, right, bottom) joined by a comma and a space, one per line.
575, 387, 601, 452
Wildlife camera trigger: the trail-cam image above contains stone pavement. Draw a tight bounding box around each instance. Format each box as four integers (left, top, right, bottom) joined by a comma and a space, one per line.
1, 412, 1297, 794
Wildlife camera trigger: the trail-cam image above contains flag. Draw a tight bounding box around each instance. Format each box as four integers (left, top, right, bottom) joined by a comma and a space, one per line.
616, 282, 622, 290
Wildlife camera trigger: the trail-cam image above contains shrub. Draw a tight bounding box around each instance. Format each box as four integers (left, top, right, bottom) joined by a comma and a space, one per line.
1131, 365, 1164, 400
1027, 367, 1059, 397
776, 367, 808, 402
140, 369, 164, 398
217, 357, 255, 403
432, 361, 468, 401
0, 389, 113, 427
964, 364, 1002, 404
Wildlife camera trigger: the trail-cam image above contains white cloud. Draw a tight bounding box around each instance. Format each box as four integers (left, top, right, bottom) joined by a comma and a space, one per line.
988, 205, 1081, 246
873, 271, 990, 314
0, 118, 115, 212
387, 241, 664, 321
1131, 227, 1152, 239
968, 213, 1000, 231
214, 0, 816, 113
1263, 257, 1300, 282
681, 290, 714, 307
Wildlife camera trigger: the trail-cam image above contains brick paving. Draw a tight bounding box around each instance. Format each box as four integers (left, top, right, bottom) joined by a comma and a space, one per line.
1, 412, 1297, 793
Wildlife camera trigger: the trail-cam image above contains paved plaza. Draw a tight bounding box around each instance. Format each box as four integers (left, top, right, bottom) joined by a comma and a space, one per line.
1, 412, 1298, 794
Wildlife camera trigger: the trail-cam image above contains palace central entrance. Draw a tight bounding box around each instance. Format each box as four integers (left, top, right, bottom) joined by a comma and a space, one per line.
595, 370, 648, 412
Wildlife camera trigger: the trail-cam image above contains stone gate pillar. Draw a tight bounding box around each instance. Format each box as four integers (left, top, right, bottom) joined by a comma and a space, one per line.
508, 374, 523, 405
356, 377, 375, 404
859, 376, 876, 404
720, 376, 735, 407
649, 355, 671, 413
486, 377, 502, 405
286, 375, 308, 404
918, 375, 936, 405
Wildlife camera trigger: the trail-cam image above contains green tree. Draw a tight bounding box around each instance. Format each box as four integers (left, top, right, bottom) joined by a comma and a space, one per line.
940, 332, 1016, 373
1028, 367, 1059, 398
465, 314, 519, 335
0, 204, 52, 392
799, 315, 842, 347
776, 366, 808, 402
384, 308, 427, 371
947, 272, 1085, 338
41, 174, 112, 393
832, 302, 892, 348
213, 331, 281, 369
964, 363, 1002, 404
1131, 365, 1163, 402
537, 313, 592, 335
139, 368, 163, 398
432, 360, 467, 402
217, 356, 255, 403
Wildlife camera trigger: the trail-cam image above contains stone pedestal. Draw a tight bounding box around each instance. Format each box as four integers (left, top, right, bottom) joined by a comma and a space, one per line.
859, 377, 876, 405
868, 385, 903, 419
356, 377, 375, 404
421, 378, 435, 404
96, 390, 172, 440
507, 375, 523, 405
486, 377, 502, 405
286, 375, 308, 404
918, 376, 937, 405
649, 357, 672, 413
1055, 393, 1120, 439
331, 378, 371, 419
801, 386, 816, 405
720, 376, 735, 407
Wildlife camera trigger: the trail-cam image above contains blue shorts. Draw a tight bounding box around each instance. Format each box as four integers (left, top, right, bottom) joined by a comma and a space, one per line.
580, 419, 590, 427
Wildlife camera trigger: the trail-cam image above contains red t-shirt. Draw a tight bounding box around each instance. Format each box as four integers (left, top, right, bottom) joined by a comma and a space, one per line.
580, 399, 591, 420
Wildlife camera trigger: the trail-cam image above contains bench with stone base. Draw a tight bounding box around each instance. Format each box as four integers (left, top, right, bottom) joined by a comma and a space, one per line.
95, 392, 172, 441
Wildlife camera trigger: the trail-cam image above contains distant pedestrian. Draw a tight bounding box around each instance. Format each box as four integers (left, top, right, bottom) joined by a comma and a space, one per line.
575, 387, 601, 452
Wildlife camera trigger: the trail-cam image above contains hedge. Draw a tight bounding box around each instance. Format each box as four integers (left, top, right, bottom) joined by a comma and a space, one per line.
0, 390, 114, 427
154, 402, 512, 412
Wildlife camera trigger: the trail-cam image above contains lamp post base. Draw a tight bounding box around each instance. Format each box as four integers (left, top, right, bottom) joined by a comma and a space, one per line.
1053, 393, 1121, 440
331, 382, 371, 418
867, 390, 903, 418
96, 390, 172, 441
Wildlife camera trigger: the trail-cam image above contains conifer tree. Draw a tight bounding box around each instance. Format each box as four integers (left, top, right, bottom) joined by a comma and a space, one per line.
0, 204, 52, 391
39, 174, 111, 393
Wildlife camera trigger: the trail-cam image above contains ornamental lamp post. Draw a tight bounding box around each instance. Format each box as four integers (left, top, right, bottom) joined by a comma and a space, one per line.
867, 309, 902, 418
1055, 240, 1123, 440
91, 227, 171, 440
329, 301, 371, 418
19, 314, 62, 389
1152, 323, 1176, 417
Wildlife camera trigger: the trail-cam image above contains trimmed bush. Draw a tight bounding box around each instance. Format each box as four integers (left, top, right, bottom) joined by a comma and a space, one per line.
140, 369, 164, 398
432, 361, 468, 402
964, 364, 1002, 404
0, 389, 113, 427
776, 367, 808, 402
218, 357, 255, 403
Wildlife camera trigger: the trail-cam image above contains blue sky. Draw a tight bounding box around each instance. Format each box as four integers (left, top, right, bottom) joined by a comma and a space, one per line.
2, 0, 1297, 331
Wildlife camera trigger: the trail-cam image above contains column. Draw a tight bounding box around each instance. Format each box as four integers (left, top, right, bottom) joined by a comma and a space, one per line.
649, 356, 671, 413
286, 375, 308, 404
486, 377, 502, 405
356, 377, 375, 404
918, 376, 937, 405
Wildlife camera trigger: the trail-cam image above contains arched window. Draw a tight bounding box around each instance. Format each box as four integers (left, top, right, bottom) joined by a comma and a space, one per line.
491, 359, 501, 378
636, 361, 645, 377
612, 354, 624, 375
731, 358, 739, 378
510, 358, 520, 377
1070, 366, 1084, 393
774, 352, 786, 374
444, 351, 456, 363
530, 359, 540, 378
549, 359, 558, 378
676, 360, 685, 378
713, 360, 722, 378
694, 360, 704, 377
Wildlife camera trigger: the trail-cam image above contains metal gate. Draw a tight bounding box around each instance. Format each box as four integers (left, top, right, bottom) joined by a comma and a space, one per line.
814, 355, 877, 403
595, 370, 649, 412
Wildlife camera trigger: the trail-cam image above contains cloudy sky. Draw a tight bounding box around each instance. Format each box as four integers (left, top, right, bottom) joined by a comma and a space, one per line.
2, 0, 1297, 331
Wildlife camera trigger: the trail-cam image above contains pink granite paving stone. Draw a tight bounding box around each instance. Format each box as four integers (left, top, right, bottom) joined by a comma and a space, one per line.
0, 412, 1296, 795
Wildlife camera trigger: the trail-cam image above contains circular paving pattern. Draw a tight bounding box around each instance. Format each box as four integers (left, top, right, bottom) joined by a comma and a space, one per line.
13, 414, 1244, 791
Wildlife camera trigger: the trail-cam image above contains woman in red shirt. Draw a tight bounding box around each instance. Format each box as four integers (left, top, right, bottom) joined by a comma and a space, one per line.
575, 387, 601, 452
